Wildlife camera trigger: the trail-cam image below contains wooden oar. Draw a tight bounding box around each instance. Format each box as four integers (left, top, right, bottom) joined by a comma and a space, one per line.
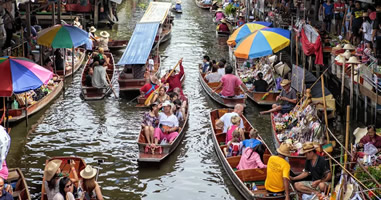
106, 73, 117, 98
144, 58, 183, 106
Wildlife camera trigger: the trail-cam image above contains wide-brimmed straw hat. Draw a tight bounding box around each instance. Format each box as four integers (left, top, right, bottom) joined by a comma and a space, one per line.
176, 0, 181, 4
89, 26, 96, 33
80, 165, 97, 179
347, 56, 360, 64
44, 159, 62, 181
280, 79, 291, 87
341, 50, 352, 59
299, 142, 317, 154
343, 44, 355, 50
332, 44, 342, 51
335, 55, 346, 63
100, 31, 110, 38
277, 143, 292, 157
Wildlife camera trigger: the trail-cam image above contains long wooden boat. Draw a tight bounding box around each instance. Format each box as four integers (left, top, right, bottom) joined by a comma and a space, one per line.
154, 24, 172, 45
137, 98, 189, 162
8, 78, 64, 123
136, 72, 185, 107
80, 52, 116, 100
270, 113, 305, 174
41, 157, 87, 200
107, 40, 129, 51
195, 0, 212, 9
7, 168, 31, 200
171, 7, 183, 14
210, 109, 298, 199
199, 69, 246, 108
118, 55, 161, 92
234, 60, 280, 105
216, 30, 231, 37
56, 48, 86, 78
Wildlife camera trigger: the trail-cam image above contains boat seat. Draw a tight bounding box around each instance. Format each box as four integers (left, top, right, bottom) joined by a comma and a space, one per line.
7, 170, 19, 182
208, 82, 220, 88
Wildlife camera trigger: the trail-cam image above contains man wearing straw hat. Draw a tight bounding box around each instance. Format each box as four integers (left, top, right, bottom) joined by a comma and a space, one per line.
265, 143, 292, 199
96, 31, 109, 51
260, 79, 297, 115
290, 142, 331, 196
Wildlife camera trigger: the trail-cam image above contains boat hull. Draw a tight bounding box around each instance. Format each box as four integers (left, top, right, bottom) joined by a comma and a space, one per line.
195, 0, 212, 9
7, 168, 31, 200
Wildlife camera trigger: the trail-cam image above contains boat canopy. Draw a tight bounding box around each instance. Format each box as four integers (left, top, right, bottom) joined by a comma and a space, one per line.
117, 22, 160, 65
140, 2, 172, 24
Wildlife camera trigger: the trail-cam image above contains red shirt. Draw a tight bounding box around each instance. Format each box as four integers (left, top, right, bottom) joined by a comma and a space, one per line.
162, 63, 184, 93
360, 134, 381, 148
140, 83, 159, 98
334, 3, 345, 13
218, 23, 229, 32
220, 74, 242, 97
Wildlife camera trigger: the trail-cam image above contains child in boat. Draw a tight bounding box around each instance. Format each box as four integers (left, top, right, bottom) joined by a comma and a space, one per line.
225, 116, 245, 145
225, 129, 241, 157
236, 143, 267, 170
240, 129, 262, 153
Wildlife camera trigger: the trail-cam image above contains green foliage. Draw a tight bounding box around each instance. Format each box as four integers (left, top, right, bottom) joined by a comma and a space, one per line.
224, 4, 237, 17
138, 3, 148, 9
354, 165, 381, 198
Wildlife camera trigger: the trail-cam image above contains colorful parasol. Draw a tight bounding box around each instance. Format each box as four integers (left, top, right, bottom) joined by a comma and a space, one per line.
227, 22, 272, 46
37, 24, 90, 48
234, 28, 290, 59
0, 57, 53, 97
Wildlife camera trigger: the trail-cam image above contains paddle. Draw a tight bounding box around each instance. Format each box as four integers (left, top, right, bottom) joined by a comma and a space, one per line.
144, 58, 183, 106
106, 73, 117, 98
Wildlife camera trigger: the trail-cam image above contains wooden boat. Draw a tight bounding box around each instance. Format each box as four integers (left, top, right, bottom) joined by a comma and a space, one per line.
199, 69, 246, 108
137, 98, 189, 162
8, 78, 64, 123
195, 0, 212, 9
7, 168, 31, 200
171, 7, 182, 13
56, 48, 86, 78
154, 24, 172, 45
80, 52, 116, 100
108, 40, 129, 51
216, 30, 231, 37
118, 55, 161, 92
41, 157, 87, 200
270, 113, 305, 174
136, 72, 185, 107
210, 109, 298, 199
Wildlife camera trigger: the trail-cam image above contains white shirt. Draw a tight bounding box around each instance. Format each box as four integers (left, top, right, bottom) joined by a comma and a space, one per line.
0, 126, 10, 170
53, 192, 75, 200
362, 21, 373, 41
219, 112, 244, 133
205, 72, 222, 83
217, 68, 225, 76
44, 178, 61, 200
158, 112, 179, 127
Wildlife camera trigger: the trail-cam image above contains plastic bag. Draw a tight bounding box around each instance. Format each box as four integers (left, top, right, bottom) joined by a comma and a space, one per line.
364, 143, 378, 156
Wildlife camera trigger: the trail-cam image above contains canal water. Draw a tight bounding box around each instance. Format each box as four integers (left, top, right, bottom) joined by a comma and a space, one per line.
7, 0, 275, 199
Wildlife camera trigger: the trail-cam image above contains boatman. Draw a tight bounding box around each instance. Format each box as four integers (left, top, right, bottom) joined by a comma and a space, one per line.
161, 58, 184, 94
140, 76, 159, 98
260, 79, 297, 115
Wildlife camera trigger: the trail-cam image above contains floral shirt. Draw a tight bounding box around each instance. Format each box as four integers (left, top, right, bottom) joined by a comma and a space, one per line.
142, 112, 158, 128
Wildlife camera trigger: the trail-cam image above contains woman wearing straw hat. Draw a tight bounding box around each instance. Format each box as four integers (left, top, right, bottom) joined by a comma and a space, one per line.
96, 31, 110, 51
89, 26, 97, 38
214, 8, 225, 23
291, 142, 331, 196
44, 160, 79, 200
79, 165, 104, 200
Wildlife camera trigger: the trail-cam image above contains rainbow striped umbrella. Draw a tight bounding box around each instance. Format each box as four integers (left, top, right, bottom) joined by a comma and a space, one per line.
227, 22, 272, 46
234, 28, 290, 59
0, 57, 53, 96
37, 24, 90, 48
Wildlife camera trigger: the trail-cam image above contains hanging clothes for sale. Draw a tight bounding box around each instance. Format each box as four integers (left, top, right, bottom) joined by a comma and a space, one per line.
300, 24, 324, 65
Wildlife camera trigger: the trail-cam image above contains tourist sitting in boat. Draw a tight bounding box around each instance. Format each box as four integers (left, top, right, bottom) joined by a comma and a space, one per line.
260, 79, 297, 115
97, 48, 110, 66
96, 31, 110, 51
236, 143, 266, 170
44, 160, 79, 200
142, 102, 159, 145
92, 61, 108, 88
205, 66, 222, 83
54, 49, 64, 71
213, 65, 249, 98
215, 8, 225, 22
249, 72, 268, 92
240, 128, 262, 153
224, 129, 241, 157
153, 101, 180, 145
217, 61, 225, 76
161, 59, 184, 93
44, 58, 54, 72
225, 116, 245, 144
291, 142, 331, 196
215, 104, 244, 134
175, 0, 182, 11
173, 99, 184, 122
0, 177, 13, 200
265, 143, 292, 198
201, 55, 210, 73
168, 92, 179, 103
79, 165, 104, 200
217, 19, 231, 33
140, 76, 159, 98
85, 67, 93, 87
357, 125, 381, 151
152, 87, 169, 104
172, 87, 187, 120
237, 15, 245, 27
53, 177, 75, 200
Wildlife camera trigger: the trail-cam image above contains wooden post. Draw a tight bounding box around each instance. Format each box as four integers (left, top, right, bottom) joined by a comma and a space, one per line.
57, 0, 61, 24
290, 17, 293, 64
350, 63, 354, 114
5, 97, 9, 129
296, 33, 299, 66
356, 68, 360, 121
24, 94, 28, 126
340, 60, 345, 109
364, 96, 367, 125
94, 0, 99, 27
375, 76, 378, 124
72, 47, 74, 79
344, 106, 350, 169
52, 2, 55, 25
26, 2, 32, 48
321, 75, 330, 143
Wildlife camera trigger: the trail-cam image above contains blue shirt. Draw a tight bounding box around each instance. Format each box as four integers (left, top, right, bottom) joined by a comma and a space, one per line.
175, 4, 182, 10
323, 3, 333, 15
202, 62, 210, 73
0, 190, 13, 200
241, 138, 261, 149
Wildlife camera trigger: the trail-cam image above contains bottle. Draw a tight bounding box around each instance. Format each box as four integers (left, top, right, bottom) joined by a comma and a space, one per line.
11, 100, 18, 109
252, 182, 257, 191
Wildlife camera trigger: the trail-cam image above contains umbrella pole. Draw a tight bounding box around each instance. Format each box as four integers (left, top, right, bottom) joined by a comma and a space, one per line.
72, 47, 74, 79
24, 94, 28, 127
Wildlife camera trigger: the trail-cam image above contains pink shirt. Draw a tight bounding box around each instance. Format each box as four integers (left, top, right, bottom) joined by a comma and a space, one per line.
215, 13, 225, 21
221, 74, 242, 97
226, 125, 238, 144
236, 148, 266, 170
0, 161, 8, 179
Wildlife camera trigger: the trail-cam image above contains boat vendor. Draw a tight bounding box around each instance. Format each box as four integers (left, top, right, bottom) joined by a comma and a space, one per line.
215, 104, 244, 134
54, 49, 64, 71
212, 65, 249, 98
260, 79, 297, 115
357, 125, 381, 151
215, 8, 225, 23
175, 0, 182, 11
290, 142, 331, 197
249, 72, 268, 92
265, 143, 292, 200
217, 19, 231, 33
140, 76, 159, 98
154, 101, 180, 145
161, 58, 184, 94
97, 31, 110, 51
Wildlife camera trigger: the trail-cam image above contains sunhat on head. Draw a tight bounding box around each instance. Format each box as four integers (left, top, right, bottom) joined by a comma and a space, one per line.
89, 26, 96, 33
100, 31, 110, 38
80, 165, 97, 179
347, 56, 360, 64
162, 100, 173, 108
299, 142, 317, 154
280, 79, 291, 87
44, 159, 62, 181
343, 44, 355, 50
176, 0, 181, 4
277, 143, 292, 157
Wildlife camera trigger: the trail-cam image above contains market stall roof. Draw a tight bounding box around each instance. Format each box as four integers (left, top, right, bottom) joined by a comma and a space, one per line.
117, 22, 160, 65
139, 2, 172, 24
